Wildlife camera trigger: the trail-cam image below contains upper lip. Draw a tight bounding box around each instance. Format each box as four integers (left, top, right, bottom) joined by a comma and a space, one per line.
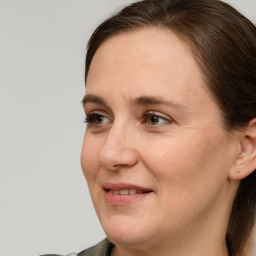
102, 182, 153, 192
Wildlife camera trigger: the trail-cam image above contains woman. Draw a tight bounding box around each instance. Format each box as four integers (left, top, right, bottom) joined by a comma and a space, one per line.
44, 0, 256, 255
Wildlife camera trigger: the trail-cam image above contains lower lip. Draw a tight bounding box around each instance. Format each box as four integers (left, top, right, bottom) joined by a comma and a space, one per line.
105, 190, 151, 206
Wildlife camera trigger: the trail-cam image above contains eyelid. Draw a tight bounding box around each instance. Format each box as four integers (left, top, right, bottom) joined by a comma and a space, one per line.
144, 110, 174, 122
85, 109, 108, 116
85, 111, 112, 126
87, 110, 112, 119
83, 101, 114, 119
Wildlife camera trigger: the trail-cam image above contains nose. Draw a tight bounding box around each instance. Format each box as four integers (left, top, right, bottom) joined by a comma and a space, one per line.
99, 123, 139, 171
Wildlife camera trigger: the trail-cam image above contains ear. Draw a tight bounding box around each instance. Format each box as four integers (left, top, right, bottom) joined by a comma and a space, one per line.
229, 118, 256, 180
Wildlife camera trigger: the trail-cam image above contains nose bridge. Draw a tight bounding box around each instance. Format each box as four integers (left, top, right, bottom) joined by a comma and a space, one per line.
99, 120, 138, 170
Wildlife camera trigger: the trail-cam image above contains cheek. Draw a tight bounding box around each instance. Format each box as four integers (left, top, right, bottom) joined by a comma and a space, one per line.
81, 134, 101, 184
141, 131, 231, 199
138, 133, 232, 229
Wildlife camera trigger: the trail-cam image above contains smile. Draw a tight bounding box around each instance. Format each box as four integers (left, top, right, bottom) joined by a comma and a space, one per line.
103, 183, 153, 206
108, 189, 144, 195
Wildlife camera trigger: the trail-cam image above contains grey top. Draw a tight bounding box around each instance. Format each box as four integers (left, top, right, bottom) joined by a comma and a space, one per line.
41, 239, 114, 256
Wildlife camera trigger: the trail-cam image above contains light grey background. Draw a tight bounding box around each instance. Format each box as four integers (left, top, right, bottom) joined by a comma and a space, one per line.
0, 1, 255, 255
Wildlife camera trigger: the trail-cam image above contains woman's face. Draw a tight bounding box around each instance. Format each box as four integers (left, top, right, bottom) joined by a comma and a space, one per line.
81, 28, 238, 251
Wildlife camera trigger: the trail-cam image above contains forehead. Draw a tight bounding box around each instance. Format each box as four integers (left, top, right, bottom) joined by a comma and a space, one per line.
88, 28, 200, 80
86, 28, 216, 112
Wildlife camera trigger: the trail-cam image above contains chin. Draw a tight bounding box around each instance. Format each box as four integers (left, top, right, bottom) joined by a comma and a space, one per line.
100, 215, 161, 249
106, 230, 153, 250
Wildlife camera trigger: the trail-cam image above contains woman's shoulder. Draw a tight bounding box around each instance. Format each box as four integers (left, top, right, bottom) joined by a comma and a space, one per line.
78, 238, 114, 256
40, 238, 114, 256
41, 254, 77, 256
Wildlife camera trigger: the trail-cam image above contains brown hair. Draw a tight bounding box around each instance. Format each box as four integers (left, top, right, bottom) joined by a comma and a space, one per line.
85, 0, 256, 255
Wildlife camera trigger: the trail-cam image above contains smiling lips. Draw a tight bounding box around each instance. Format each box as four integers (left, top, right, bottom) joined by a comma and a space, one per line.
103, 183, 153, 206
109, 188, 143, 195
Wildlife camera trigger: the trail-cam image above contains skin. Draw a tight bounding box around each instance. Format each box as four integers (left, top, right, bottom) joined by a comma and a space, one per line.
81, 28, 242, 256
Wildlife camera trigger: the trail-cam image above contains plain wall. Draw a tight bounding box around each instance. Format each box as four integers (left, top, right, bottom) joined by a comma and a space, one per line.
0, 0, 255, 255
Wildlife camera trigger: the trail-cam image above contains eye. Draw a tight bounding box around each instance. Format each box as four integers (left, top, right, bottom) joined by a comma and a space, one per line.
85, 112, 110, 126
143, 111, 171, 126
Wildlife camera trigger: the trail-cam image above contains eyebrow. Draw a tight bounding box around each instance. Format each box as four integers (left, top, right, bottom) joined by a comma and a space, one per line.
132, 96, 187, 112
82, 94, 187, 112
82, 95, 108, 108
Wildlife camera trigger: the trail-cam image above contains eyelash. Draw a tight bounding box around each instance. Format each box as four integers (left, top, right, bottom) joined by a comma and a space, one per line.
84, 112, 109, 127
84, 111, 173, 128
142, 112, 171, 126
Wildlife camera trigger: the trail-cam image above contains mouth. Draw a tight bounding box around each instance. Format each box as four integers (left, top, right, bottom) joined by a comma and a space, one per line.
107, 188, 146, 195
103, 182, 153, 194
102, 183, 153, 206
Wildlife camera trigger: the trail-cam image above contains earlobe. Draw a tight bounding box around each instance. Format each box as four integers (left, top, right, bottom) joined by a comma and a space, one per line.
229, 118, 256, 181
